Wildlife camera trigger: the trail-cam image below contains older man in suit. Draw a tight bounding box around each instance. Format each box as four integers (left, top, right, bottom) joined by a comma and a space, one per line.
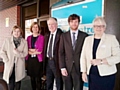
59, 14, 88, 90
43, 17, 63, 90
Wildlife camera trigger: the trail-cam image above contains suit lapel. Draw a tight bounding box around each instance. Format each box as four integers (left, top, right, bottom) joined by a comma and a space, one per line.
74, 31, 80, 51
53, 30, 60, 51
45, 33, 50, 52
74, 31, 84, 51
97, 33, 106, 51
67, 31, 73, 51
91, 33, 105, 59
90, 35, 94, 59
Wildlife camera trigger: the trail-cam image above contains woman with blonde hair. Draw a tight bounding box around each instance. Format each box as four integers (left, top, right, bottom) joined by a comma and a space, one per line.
0, 25, 28, 90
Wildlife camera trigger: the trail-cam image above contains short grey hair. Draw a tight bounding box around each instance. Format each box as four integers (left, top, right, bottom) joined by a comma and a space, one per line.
92, 17, 106, 28
47, 17, 58, 24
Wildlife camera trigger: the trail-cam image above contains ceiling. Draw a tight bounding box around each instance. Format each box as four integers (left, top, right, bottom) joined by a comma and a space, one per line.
0, 0, 30, 11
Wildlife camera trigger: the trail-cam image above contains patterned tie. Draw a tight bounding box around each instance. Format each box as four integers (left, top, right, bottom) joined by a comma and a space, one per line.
48, 34, 53, 58
72, 32, 76, 50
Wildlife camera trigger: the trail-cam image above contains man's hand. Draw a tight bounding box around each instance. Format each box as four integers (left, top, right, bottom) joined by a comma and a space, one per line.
61, 68, 68, 76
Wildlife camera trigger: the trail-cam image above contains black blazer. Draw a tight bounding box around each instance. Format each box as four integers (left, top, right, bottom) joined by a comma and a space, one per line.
43, 28, 63, 76
59, 30, 88, 74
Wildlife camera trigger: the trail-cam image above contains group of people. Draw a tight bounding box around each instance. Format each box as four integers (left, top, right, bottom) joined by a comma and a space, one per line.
0, 13, 120, 90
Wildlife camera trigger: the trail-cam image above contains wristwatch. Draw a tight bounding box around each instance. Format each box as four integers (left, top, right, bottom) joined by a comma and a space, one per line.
100, 59, 103, 64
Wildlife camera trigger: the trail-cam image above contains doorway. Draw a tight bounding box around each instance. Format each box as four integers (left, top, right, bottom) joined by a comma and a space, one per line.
40, 21, 49, 36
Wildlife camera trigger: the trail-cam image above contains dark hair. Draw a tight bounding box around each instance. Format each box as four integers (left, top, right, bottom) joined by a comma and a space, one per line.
11, 25, 23, 36
30, 22, 41, 33
68, 14, 80, 23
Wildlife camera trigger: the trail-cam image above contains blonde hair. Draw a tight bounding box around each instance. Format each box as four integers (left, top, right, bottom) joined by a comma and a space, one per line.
11, 25, 23, 36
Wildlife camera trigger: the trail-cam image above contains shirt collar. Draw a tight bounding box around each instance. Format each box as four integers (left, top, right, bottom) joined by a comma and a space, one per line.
50, 29, 57, 35
70, 29, 78, 36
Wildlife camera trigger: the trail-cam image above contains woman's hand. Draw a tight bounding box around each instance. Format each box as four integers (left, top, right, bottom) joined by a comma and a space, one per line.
91, 59, 108, 65
29, 49, 41, 55
29, 49, 36, 52
34, 49, 41, 55
82, 72, 88, 82
91, 59, 101, 66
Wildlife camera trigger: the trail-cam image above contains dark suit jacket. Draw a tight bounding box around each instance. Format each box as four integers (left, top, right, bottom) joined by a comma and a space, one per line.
43, 28, 63, 77
59, 30, 88, 74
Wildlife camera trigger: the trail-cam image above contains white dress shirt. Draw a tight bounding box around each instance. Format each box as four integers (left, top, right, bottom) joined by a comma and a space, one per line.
70, 29, 78, 46
47, 30, 57, 57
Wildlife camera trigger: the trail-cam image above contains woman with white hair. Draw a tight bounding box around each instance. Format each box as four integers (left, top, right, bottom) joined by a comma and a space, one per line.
80, 17, 120, 90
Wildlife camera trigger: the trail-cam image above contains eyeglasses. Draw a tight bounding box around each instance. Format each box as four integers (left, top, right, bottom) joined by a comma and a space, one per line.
93, 25, 105, 28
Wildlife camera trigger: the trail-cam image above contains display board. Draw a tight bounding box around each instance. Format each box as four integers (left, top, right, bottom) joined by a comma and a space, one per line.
51, 0, 104, 35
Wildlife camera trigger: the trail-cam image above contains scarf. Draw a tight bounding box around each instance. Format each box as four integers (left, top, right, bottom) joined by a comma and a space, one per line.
13, 36, 22, 48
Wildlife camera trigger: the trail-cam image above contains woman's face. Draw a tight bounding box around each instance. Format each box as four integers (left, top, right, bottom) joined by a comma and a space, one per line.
12, 28, 21, 38
93, 21, 106, 35
32, 24, 39, 34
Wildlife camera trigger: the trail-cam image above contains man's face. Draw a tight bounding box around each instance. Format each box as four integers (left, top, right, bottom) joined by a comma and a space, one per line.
69, 19, 79, 31
47, 18, 58, 33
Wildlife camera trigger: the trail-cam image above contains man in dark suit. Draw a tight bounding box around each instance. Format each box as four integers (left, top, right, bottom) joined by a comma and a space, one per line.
59, 14, 88, 90
43, 17, 63, 90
